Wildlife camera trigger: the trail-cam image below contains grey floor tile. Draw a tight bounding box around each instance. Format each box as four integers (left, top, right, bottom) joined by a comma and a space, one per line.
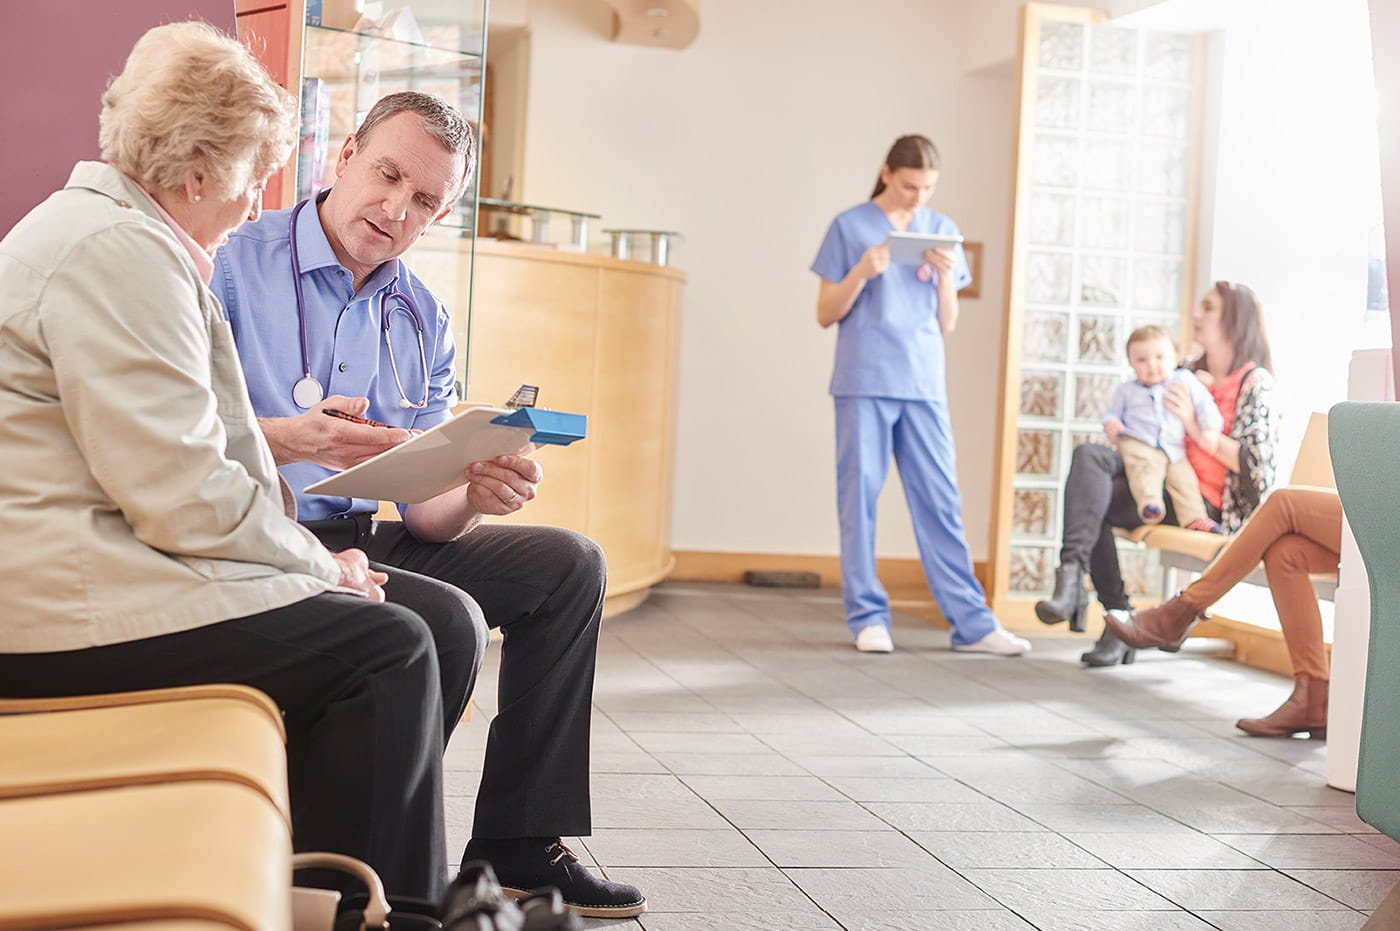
785, 865, 1001, 911
708, 799, 890, 831
1066, 831, 1266, 869
591, 795, 731, 830
678, 774, 844, 801
1015, 802, 1196, 834
824, 910, 1035, 930
583, 828, 767, 868
864, 801, 1047, 833
790, 754, 940, 779
650, 752, 807, 776
628, 731, 772, 755
589, 750, 670, 774
897, 734, 1020, 756
636, 914, 841, 931
755, 730, 904, 758
909, 830, 1107, 869
589, 773, 698, 801
1286, 805, 1380, 833
1149, 802, 1342, 834
604, 711, 743, 733
602, 866, 821, 915
1005, 910, 1215, 930
1125, 868, 1353, 910
744, 829, 935, 868
1192, 911, 1367, 930
959, 867, 1175, 911
1215, 833, 1400, 869
822, 775, 990, 804
1284, 868, 1400, 910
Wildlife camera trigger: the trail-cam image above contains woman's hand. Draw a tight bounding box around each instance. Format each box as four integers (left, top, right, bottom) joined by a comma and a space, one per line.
1163, 382, 1200, 437
330, 548, 388, 601
922, 247, 956, 277
856, 243, 891, 280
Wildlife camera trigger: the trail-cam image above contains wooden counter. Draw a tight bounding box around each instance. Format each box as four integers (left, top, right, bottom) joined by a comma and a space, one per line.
405, 237, 684, 615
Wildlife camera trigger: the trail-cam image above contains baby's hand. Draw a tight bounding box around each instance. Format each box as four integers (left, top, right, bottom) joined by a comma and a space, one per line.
1104, 419, 1125, 442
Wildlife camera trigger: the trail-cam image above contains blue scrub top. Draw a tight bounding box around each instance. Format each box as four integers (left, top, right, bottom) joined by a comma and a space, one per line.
811, 201, 971, 402
212, 196, 458, 520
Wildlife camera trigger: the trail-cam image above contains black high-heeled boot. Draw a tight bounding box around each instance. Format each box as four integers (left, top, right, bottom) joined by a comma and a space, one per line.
1035, 564, 1089, 632
1081, 620, 1136, 667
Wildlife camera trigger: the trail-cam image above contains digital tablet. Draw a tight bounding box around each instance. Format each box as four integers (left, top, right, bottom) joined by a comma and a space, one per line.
885, 231, 964, 266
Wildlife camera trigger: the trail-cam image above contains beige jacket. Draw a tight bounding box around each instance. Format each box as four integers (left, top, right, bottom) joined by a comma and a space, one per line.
0, 162, 341, 652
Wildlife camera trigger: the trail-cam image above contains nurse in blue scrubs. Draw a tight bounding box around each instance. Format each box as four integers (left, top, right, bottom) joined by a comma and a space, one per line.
812, 135, 1029, 657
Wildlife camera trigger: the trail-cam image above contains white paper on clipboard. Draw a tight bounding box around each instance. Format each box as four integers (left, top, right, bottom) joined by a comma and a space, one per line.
885, 231, 964, 265
302, 406, 537, 503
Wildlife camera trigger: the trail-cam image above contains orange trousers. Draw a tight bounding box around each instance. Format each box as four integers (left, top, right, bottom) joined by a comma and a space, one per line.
1181, 486, 1340, 680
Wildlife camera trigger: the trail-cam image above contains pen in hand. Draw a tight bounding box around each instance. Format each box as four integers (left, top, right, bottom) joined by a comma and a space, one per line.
323, 408, 394, 429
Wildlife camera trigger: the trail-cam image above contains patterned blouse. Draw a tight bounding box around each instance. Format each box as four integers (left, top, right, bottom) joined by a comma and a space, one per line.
1218, 365, 1278, 533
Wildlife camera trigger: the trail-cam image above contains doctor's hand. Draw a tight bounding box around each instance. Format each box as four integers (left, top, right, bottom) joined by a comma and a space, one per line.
258, 395, 414, 470
856, 244, 891, 280
330, 548, 389, 601
465, 454, 543, 516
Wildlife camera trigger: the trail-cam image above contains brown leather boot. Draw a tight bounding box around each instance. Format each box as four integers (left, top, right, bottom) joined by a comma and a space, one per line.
1237, 676, 1329, 738
1103, 594, 1202, 652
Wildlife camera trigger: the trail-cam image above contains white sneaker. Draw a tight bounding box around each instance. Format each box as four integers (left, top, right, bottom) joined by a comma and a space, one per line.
854, 626, 894, 653
952, 628, 1031, 656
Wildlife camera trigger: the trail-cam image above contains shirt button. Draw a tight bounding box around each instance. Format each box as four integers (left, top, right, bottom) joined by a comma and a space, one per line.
337, 270, 346, 277
338, 363, 348, 372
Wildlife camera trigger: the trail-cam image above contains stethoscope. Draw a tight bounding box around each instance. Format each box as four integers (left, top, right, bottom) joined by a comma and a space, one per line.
288, 197, 430, 410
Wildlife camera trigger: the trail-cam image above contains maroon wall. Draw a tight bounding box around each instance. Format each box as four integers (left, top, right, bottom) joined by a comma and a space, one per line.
0, 2, 237, 236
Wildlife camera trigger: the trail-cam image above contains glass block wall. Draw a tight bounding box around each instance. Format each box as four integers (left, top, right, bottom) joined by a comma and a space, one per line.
1009, 21, 1198, 599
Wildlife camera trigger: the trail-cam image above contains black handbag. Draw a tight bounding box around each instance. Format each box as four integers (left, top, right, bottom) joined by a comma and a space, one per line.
441, 862, 581, 931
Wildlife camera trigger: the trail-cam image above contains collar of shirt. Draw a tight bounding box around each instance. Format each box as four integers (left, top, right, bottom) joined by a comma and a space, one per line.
294, 193, 402, 302
128, 176, 214, 286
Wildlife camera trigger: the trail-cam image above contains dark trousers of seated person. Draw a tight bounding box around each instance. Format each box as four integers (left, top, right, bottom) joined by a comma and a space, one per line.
1060, 443, 1222, 610
306, 514, 605, 844
0, 594, 446, 899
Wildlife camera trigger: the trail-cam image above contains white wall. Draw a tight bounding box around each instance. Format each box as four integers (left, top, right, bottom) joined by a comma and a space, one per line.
512, 0, 1017, 559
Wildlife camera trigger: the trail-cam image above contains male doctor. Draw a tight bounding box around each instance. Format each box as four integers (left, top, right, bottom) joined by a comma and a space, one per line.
213, 91, 645, 919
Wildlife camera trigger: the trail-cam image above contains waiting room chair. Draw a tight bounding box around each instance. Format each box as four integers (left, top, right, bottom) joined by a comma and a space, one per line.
1328, 401, 1400, 926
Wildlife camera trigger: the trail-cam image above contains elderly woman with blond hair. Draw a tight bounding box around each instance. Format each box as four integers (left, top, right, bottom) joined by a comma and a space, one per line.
0, 22, 448, 899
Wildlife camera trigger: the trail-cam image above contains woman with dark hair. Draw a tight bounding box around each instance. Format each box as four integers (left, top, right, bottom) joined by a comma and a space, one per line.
811, 135, 1029, 656
1035, 282, 1279, 666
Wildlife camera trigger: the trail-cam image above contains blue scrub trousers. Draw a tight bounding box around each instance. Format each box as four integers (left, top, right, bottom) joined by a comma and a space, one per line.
835, 396, 997, 646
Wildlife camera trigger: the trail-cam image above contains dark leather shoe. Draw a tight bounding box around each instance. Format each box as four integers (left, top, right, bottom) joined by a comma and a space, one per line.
1035, 564, 1089, 632
1106, 595, 1202, 651
461, 837, 646, 919
1237, 676, 1328, 738
1080, 621, 1136, 667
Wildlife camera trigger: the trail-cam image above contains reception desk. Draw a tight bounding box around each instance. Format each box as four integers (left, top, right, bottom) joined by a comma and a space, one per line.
405, 237, 684, 615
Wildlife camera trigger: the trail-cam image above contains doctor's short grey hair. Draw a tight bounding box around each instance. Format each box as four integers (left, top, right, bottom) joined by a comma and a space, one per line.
99, 21, 298, 200
353, 92, 477, 202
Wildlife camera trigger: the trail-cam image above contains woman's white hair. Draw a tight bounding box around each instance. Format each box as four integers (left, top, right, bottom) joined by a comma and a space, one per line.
99, 21, 298, 200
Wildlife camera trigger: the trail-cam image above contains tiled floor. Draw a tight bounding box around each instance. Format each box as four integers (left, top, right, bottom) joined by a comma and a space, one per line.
444, 581, 1397, 930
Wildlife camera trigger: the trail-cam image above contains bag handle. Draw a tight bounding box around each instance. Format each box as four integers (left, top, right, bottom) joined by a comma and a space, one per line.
292, 852, 392, 931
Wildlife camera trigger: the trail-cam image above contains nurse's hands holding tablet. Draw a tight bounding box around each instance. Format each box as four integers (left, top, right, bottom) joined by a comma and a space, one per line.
261, 394, 415, 470
856, 243, 891, 279
922, 247, 957, 276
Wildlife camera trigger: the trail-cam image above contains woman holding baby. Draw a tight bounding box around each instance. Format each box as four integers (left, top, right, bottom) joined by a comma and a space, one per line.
1036, 282, 1279, 666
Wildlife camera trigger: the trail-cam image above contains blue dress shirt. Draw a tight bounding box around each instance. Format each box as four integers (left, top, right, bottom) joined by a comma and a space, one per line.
811, 201, 971, 402
212, 196, 458, 520
1103, 369, 1223, 462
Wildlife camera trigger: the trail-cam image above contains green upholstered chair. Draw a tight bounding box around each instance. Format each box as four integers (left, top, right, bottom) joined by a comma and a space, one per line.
1329, 402, 1400, 843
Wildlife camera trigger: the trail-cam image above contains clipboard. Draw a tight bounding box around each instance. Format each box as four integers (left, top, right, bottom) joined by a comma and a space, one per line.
885, 231, 964, 265
303, 404, 587, 503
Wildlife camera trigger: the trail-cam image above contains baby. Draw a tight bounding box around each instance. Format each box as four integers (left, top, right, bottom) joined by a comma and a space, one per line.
1103, 325, 1224, 533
